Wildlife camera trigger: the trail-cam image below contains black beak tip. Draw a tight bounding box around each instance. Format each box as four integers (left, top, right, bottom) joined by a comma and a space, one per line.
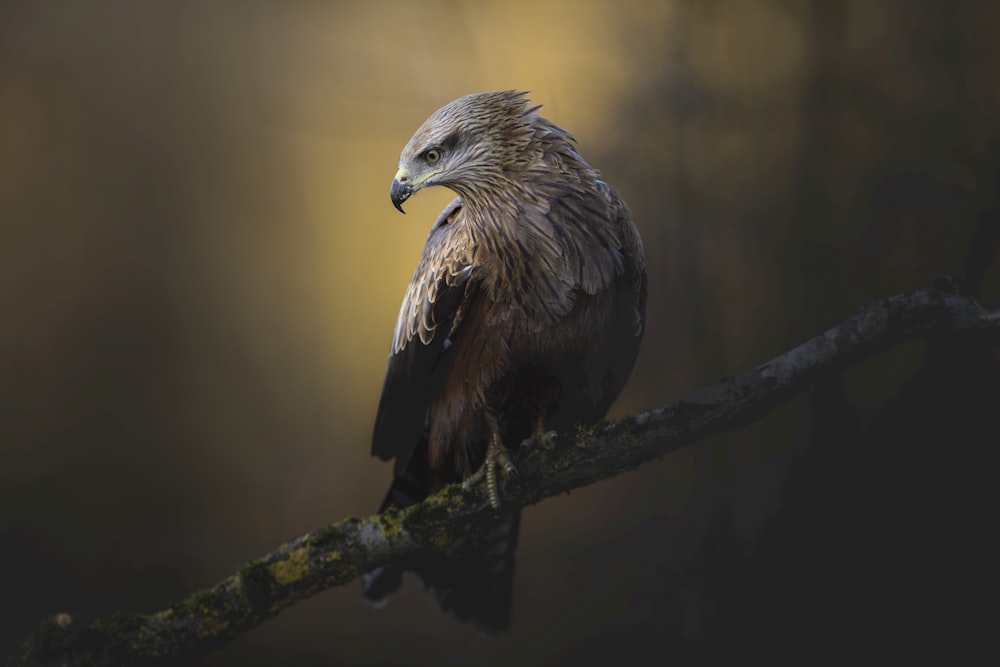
390, 180, 412, 214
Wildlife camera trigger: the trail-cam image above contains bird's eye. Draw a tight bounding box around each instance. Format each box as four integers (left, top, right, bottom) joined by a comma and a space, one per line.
424, 148, 441, 164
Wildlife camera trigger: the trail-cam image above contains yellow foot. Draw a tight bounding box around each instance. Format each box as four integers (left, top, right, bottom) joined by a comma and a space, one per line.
463, 433, 517, 509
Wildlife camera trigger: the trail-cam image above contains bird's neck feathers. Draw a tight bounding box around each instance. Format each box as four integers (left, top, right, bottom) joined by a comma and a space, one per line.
458, 117, 599, 218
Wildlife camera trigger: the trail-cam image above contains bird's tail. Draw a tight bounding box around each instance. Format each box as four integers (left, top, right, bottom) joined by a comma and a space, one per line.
361, 440, 520, 635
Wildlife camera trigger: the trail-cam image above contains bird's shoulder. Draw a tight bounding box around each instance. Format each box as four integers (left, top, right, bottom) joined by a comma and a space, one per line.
498, 174, 632, 311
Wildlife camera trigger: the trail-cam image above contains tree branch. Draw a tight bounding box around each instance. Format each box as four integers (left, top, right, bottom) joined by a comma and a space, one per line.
13, 288, 1000, 666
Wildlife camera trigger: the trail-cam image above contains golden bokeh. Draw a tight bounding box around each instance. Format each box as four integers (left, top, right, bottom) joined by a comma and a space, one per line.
2, 0, 999, 663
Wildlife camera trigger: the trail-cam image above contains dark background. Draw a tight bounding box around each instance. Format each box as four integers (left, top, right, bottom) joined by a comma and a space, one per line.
3, 0, 999, 664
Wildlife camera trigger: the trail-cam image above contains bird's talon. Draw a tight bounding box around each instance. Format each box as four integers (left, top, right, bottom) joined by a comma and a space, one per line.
494, 448, 517, 477
464, 436, 518, 509
462, 465, 486, 492
519, 429, 558, 454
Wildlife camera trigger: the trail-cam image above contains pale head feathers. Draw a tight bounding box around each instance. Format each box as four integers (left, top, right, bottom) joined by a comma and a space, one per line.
395, 91, 585, 204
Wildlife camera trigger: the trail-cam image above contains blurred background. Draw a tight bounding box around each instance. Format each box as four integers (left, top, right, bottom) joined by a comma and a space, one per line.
2, 0, 999, 663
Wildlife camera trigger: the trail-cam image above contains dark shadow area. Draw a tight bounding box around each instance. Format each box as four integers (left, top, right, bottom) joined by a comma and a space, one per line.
2, 0, 999, 664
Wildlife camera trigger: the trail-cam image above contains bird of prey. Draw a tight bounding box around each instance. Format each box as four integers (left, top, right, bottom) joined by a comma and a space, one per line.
364, 91, 646, 632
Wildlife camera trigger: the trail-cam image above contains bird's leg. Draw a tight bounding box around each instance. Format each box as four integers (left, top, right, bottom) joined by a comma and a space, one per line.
463, 414, 517, 509
519, 414, 558, 453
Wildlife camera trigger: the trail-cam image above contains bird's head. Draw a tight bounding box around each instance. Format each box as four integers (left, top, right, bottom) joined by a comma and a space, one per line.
390, 90, 544, 213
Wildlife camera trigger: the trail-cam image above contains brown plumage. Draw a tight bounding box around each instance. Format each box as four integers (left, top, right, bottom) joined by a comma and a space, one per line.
365, 91, 646, 632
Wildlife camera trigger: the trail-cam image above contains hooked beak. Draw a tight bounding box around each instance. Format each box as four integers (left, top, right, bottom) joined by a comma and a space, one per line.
390, 164, 444, 213
390, 165, 413, 214
390, 178, 412, 214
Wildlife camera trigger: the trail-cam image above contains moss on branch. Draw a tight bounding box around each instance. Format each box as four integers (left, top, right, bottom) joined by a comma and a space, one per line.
12, 288, 1000, 666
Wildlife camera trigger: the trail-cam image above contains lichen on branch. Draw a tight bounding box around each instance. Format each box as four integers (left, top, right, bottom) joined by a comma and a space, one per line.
12, 288, 1000, 667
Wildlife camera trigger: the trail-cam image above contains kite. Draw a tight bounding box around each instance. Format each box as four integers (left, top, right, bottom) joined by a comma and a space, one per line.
364, 91, 647, 632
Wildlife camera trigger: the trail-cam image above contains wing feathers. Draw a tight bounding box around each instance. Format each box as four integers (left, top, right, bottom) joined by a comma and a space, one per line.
372, 202, 476, 462
373, 179, 645, 467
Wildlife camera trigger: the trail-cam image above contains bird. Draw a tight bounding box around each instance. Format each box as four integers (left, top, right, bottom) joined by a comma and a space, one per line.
364, 90, 647, 633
